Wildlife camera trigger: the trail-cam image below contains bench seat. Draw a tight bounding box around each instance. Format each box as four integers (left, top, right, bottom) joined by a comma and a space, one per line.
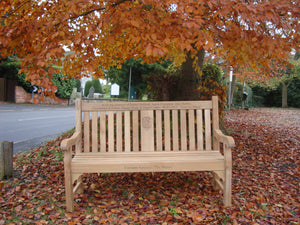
72, 151, 225, 173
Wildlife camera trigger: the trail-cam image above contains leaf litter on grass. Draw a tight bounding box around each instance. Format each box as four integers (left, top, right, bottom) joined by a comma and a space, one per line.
0, 108, 299, 224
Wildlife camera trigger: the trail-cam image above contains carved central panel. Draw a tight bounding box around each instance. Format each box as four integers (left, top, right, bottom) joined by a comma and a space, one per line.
142, 117, 152, 128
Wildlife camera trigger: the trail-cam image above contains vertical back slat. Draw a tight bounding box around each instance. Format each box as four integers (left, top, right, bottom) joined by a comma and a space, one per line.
92, 111, 98, 152
99, 111, 106, 152
172, 110, 179, 151
205, 109, 211, 150
141, 111, 154, 152
124, 111, 131, 152
84, 112, 90, 153
197, 110, 203, 150
189, 110, 195, 150
108, 111, 114, 152
156, 110, 162, 151
75, 99, 82, 153
116, 111, 122, 152
132, 111, 139, 152
180, 110, 187, 150
212, 96, 220, 151
164, 110, 171, 151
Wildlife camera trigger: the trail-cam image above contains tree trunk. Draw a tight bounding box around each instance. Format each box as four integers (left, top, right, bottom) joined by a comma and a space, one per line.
175, 49, 205, 100
282, 82, 288, 108
161, 80, 170, 101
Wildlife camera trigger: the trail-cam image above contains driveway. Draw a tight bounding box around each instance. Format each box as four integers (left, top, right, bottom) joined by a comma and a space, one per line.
0, 103, 75, 154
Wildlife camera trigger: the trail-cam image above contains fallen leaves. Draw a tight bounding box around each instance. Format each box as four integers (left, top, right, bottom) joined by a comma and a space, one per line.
0, 108, 299, 224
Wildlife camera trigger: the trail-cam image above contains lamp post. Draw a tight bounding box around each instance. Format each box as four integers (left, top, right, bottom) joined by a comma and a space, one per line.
128, 64, 132, 102
228, 66, 233, 109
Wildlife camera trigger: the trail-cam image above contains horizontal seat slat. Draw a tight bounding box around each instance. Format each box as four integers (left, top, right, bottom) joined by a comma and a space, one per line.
71, 151, 224, 173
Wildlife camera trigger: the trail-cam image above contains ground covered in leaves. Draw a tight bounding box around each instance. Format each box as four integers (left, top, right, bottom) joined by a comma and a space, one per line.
0, 108, 299, 224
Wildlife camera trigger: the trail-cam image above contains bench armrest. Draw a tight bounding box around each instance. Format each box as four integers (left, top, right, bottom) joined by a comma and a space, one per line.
214, 129, 235, 148
61, 132, 82, 151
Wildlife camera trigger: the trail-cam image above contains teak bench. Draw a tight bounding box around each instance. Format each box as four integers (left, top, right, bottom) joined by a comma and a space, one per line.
61, 96, 235, 212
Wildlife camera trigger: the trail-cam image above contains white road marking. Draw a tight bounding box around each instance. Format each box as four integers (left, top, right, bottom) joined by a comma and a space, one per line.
17, 115, 72, 121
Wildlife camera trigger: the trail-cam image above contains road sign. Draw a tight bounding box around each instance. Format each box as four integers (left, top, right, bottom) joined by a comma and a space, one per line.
111, 83, 120, 96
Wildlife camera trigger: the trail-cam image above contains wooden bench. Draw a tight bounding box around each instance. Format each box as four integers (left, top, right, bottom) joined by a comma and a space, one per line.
61, 96, 235, 212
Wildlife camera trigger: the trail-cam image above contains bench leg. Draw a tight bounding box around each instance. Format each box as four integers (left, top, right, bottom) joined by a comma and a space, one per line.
64, 164, 74, 212
223, 168, 232, 206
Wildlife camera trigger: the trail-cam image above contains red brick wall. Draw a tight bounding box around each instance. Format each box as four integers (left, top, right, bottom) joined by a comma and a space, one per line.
15, 86, 69, 105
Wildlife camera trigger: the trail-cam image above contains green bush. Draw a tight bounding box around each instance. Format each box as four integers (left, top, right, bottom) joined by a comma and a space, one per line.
52, 73, 76, 98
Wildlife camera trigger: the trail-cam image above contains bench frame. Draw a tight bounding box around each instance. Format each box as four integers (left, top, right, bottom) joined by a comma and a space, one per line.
61, 96, 234, 212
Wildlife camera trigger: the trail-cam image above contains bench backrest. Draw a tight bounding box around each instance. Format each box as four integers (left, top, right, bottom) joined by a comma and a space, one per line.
74, 96, 220, 153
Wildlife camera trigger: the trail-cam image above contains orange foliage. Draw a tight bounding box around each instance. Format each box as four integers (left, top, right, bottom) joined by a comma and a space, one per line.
0, 0, 299, 95
198, 80, 227, 118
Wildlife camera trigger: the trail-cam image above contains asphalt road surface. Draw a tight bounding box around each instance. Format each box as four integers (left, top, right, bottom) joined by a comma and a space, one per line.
0, 103, 75, 155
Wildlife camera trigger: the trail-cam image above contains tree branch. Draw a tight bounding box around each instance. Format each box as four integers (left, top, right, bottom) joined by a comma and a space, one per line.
1, 1, 31, 19
52, 0, 130, 28
65, 0, 130, 23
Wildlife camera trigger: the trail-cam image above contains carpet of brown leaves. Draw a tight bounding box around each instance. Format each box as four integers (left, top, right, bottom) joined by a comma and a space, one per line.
0, 108, 299, 224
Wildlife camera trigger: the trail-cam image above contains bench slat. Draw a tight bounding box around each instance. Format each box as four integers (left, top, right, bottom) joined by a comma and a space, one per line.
116, 112, 122, 152
205, 109, 211, 150
197, 110, 203, 150
132, 111, 139, 152
180, 110, 187, 150
141, 110, 154, 152
72, 151, 224, 173
124, 111, 131, 152
189, 109, 196, 150
172, 110, 179, 151
100, 111, 106, 152
108, 111, 114, 152
84, 112, 90, 153
92, 112, 98, 152
164, 110, 171, 151
155, 110, 162, 151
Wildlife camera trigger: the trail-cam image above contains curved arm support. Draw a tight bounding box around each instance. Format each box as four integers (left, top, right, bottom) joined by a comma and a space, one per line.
214, 129, 235, 148
61, 132, 81, 151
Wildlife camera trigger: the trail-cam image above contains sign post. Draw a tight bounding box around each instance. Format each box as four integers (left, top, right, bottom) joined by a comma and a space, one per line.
31, 86, 38, 103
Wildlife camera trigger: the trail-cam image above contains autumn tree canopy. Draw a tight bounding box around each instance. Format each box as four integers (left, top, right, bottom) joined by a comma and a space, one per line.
0, 0, 299, 98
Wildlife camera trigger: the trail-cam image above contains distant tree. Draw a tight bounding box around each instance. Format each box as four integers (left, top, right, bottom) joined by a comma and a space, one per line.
75, 79, 81, 92
91, 78, 102, 93
106, 58, 172, 99
84, 80, 93, 97
267, 55, 300, 108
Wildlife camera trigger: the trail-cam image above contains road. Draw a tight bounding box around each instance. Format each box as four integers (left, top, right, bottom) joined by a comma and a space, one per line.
0, 103, 75, 155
